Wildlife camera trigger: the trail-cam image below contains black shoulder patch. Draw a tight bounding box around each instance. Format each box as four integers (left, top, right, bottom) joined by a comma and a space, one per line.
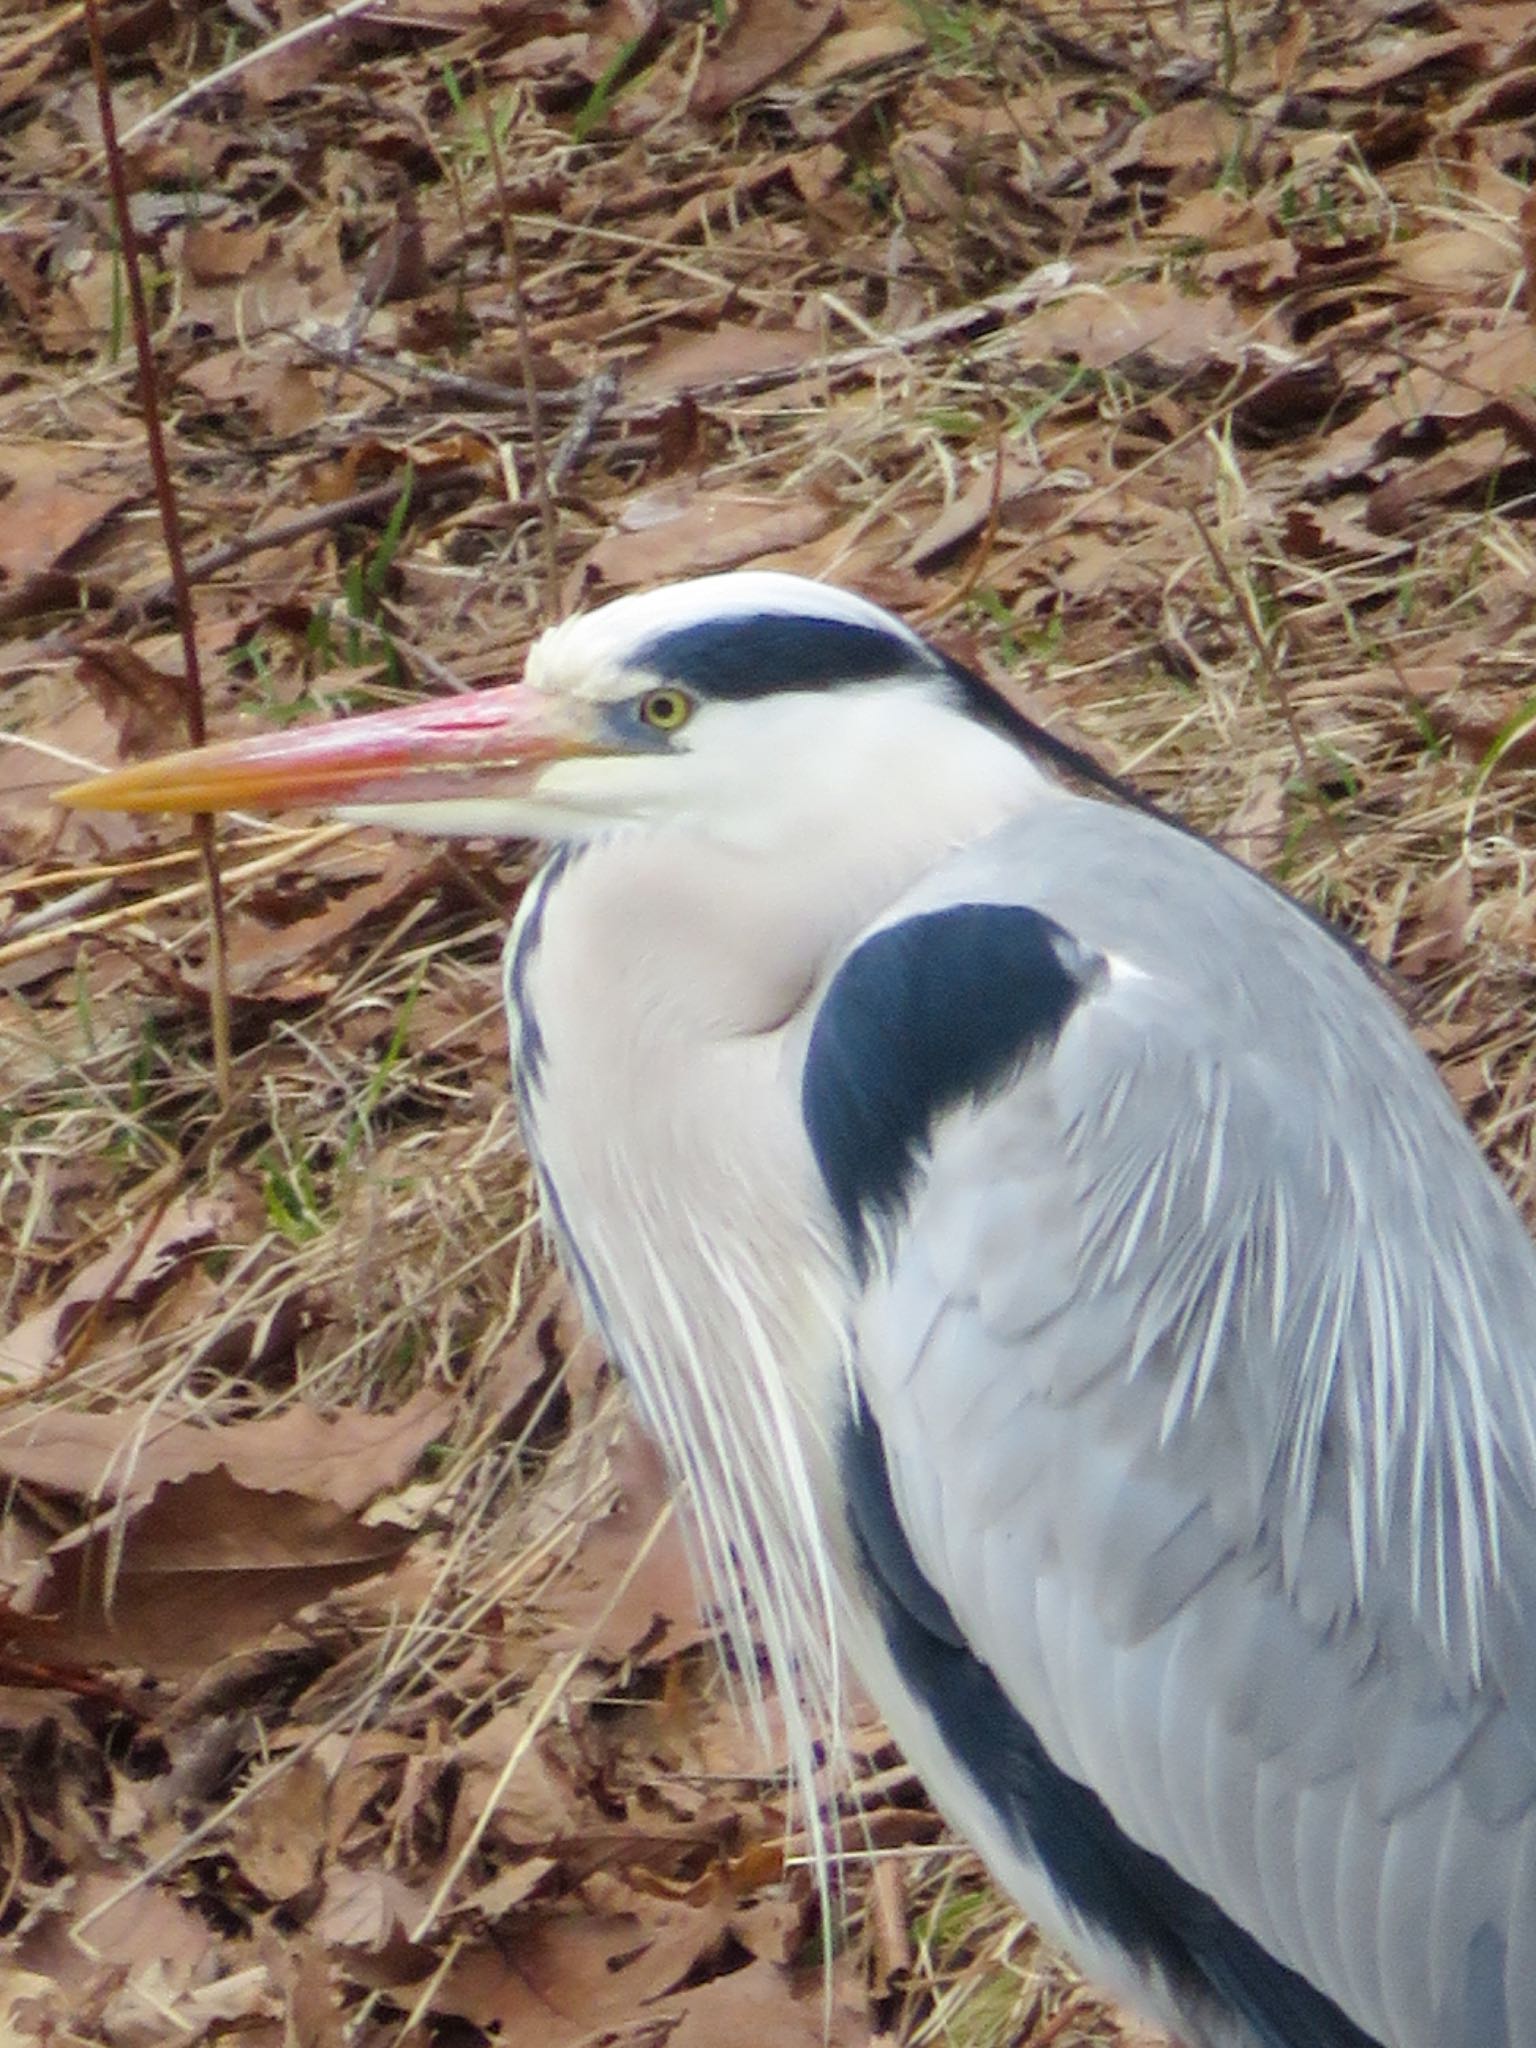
840, 1396, 1384, 2048
803, 902, 1099, 1266
631, 612, 929, 699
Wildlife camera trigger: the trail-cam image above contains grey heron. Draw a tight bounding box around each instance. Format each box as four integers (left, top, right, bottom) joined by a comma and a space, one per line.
60, 571, 1536, 2048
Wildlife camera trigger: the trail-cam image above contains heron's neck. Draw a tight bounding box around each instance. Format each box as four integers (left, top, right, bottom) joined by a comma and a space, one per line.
536, 721, 1059, 1042
506, 715, 1060, 1667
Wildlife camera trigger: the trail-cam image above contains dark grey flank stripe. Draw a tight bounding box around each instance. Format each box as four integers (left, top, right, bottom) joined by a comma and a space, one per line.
801, 901, 1102, 1271
840, 1396, 1385, 2048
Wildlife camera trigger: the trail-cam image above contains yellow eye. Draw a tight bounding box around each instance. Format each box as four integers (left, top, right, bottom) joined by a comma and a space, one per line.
639, 688, 694, 733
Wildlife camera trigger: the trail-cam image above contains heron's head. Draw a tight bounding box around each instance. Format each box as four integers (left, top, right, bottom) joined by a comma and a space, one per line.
57, 572, 1060, 848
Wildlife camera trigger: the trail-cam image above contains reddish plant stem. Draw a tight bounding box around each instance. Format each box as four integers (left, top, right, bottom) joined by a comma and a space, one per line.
82, 0, 233, 1104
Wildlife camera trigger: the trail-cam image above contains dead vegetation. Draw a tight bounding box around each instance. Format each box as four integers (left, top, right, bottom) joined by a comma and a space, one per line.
3, 0, 1536, 2040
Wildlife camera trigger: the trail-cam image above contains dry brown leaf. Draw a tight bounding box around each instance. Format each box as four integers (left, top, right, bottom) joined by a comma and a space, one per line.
0, 447, 133, 583
0, 1193, 237, 1391
891, 126, 981, 224
1398, 864, 1475, 974
792, 17, 924, 85
1318, 27, 1483, 93
170, 212, 353, 340
660, 1956, 869, 2048
179, 348, 330, 435
1280, 503, 1391, 561
1, 690, 150, 868
432, 1940, 590, 2045
0, 1386, 453, 1512
728, 1886, 811, 1967
0, 1966, 57, 2033
488, 1887, 737, 2025
402, 968, 507, 1061
191, 842, 439, 999
1406, 675, 1536, 766
252, 1927, 346, 2048
183, 221, 281, 284
547, 1422, 709, 1665
1272, 6, 1312, 89
690, 0, 840, 116
1155, 188, 1271, 251
486, 26, 594, 84
315, 1866, 435, 1951
456, 1705, 580, 1846
1219, 776, 1288, 871
1366, 425, 1516, 530
1390, 222, 1519, 293
229, 1754, 328, 1901
74, 639, 192, 756
16, 1864, 215, 2035
1012, 280, 1273, 372
1107, 103, 1246, 174
4, 1468, 413, 1675
0, 44, 56, 118
626, 322, 824, 403
477, 1265, 578, 1419
238, 10, 359, 101
259, 362, 330, 436
463, 1854, 560, 1920
901, 456, 1059, 570
587, 489, 833, 586
1309, 324, 1536, 483
1050, 526, 1138, 600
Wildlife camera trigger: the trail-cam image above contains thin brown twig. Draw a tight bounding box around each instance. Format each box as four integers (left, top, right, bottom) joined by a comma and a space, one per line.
133, 460, 484, 614
293, 332, 532, 411
478, 84, 561, 621
82, 0, 233, 1104
549, 366, 622, 491
293, 339, 619, 495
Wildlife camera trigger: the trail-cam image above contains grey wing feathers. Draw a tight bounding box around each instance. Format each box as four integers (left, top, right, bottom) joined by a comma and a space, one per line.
848, 802, 1536, 2048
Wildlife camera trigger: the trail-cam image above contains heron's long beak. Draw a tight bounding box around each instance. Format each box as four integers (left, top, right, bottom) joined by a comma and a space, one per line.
54, 685, 602, 817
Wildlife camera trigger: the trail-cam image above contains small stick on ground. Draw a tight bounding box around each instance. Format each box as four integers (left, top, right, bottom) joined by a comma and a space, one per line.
480, 83, 561, 621
135, 461, 484, 613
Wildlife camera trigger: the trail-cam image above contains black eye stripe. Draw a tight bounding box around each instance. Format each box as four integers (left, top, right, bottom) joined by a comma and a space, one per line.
631, 614, 933, 698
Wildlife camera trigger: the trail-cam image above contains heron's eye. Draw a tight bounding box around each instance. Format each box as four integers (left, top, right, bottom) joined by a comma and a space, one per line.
638, 688, 694, 734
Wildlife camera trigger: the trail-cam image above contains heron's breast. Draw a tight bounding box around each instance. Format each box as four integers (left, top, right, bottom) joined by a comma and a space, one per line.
506, 848, 850, 1469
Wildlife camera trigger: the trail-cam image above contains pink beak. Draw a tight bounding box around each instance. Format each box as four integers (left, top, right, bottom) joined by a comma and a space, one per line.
55, 684, 600, 816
